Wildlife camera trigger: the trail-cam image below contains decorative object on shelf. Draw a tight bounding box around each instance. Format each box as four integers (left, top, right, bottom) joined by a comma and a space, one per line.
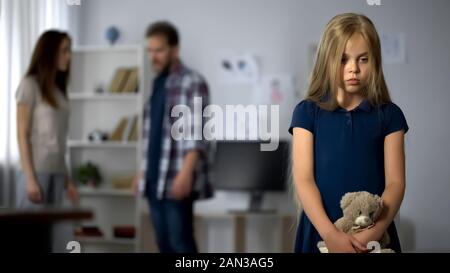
74, 226, 104, 237
113, 226, 135, 239
111, 174, 134, 189
95, 84, 104, 94
88, 129, 109, 142
74, 161, 102, 188
105, 26, 120, 45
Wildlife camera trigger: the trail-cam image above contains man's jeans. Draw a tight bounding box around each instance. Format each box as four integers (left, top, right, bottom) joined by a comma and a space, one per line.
148, 193, 198, 253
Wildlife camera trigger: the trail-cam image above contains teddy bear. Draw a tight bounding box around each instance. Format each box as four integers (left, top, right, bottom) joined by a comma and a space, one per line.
317, 191, 395, 253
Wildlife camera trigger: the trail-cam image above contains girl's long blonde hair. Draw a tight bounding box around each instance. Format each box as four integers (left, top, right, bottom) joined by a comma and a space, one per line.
291, 13, 392, 216
306, 13, 391, 110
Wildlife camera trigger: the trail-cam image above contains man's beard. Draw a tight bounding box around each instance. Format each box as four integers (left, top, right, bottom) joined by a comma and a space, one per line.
153, 60, 171, 74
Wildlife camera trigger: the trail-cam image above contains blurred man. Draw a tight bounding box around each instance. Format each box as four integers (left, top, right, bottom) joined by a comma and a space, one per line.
133, 21, 212, 253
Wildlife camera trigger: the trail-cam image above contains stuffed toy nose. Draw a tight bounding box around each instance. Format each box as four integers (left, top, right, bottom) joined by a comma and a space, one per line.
355, 215, 372, 227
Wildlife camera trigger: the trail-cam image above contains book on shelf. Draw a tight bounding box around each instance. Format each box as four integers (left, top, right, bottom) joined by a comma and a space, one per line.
110, 117, 128, 141
122, 115, 136, 141
109, 115, 138, 142
109, 68, 130, 93
127, 115, 138, 141
122, 67, 139, 93
109, 67, 139, 93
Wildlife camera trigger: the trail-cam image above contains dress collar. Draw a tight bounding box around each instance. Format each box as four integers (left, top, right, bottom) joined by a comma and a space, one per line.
336, 99, 371, 112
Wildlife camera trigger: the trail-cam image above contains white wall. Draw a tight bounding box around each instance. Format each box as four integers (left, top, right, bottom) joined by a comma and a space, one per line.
69, 0, 450, 252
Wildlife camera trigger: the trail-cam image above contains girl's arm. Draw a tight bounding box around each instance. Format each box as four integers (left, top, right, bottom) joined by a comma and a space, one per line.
354, 130, 406, 244
17, 104, 42, 203
292, 127, 366, 252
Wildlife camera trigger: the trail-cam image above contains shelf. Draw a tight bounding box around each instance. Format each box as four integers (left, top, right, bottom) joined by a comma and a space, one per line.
68, 93, 139, 101
67, 140, 138, 149
75, 236, 136, 246
68, 43, 147, 253
72, 44, 142, 53
78, 187, 134, 197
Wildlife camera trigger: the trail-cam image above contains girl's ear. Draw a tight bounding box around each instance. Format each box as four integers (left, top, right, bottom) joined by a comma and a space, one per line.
340, 192, 359, 210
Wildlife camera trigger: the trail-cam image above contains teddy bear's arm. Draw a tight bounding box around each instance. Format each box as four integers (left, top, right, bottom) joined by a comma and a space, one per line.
334, 217, 354, 233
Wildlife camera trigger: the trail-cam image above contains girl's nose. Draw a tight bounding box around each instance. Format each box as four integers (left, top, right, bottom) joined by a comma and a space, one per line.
348, 60, 360, 74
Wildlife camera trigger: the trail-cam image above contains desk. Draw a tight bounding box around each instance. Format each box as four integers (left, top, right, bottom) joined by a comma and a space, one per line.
0, 207, 93, 253
139, 209, 296, 253
195, 212, 296, 253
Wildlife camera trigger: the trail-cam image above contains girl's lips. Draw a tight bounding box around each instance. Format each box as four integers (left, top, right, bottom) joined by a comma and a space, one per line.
346, 79, 360, 85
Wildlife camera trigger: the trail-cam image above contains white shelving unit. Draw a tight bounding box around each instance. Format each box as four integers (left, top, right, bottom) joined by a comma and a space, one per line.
77, 187, 134, 197
67, 44, 150, 253
75, 236, 136, 246
68, 93, 139, 101
67, 140, 138, 149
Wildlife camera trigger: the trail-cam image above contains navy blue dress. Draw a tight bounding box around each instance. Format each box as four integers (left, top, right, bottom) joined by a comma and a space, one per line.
289, 99, 409, 253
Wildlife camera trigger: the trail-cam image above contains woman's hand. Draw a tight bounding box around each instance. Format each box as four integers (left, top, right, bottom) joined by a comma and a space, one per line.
66, 179, 79, 204
324, 229, 367, 253
132, 171, 143, 197
26, 179, 43, 204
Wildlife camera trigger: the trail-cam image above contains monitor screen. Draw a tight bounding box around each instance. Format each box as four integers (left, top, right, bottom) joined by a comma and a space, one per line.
211, 140, 290, 192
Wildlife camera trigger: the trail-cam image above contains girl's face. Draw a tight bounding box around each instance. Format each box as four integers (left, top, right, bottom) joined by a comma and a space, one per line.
57, 38, 71, 72
339, 33, 370, 94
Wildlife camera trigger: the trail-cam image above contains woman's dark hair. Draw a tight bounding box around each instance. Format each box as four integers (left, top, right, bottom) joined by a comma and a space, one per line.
145, 21, 179, 47
26, 30, 71, 108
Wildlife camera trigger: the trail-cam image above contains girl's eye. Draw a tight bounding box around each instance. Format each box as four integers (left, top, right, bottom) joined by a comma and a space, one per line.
341, 57, 347, 64
359, 57, 368, 63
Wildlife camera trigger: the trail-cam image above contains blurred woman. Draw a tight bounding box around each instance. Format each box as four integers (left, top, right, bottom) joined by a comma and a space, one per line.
16, 30, 78, 209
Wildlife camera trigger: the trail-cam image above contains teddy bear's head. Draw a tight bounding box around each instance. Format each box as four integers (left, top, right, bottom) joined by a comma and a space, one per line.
340, 191, 383, 229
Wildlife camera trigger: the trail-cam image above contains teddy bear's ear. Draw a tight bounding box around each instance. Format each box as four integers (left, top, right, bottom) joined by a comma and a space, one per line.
340, 192, 359, 210
374, 194, 382, 205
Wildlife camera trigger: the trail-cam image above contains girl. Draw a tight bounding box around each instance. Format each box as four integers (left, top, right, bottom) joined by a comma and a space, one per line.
289, 13, 408, 253
16, 30, 78, 209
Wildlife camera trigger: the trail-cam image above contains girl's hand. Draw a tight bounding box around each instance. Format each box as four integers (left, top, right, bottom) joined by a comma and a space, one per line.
352, 227, 382, 251
324, 229, 367, 253
26, 179, 43, 204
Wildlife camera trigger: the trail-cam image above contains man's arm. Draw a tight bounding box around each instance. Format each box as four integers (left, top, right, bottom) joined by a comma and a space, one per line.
169, 74, 208, 200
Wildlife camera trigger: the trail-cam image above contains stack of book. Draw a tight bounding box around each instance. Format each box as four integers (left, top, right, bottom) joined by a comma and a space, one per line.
109, 115, 138, 142
108, 66, 139, 93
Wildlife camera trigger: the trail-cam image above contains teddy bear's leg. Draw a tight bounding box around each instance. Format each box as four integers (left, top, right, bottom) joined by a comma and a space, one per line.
317, 241, 329, 253
334, 217, 353, 233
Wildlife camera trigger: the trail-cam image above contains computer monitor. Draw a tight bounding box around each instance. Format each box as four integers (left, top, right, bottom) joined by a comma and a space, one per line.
211, 140, 290, 212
